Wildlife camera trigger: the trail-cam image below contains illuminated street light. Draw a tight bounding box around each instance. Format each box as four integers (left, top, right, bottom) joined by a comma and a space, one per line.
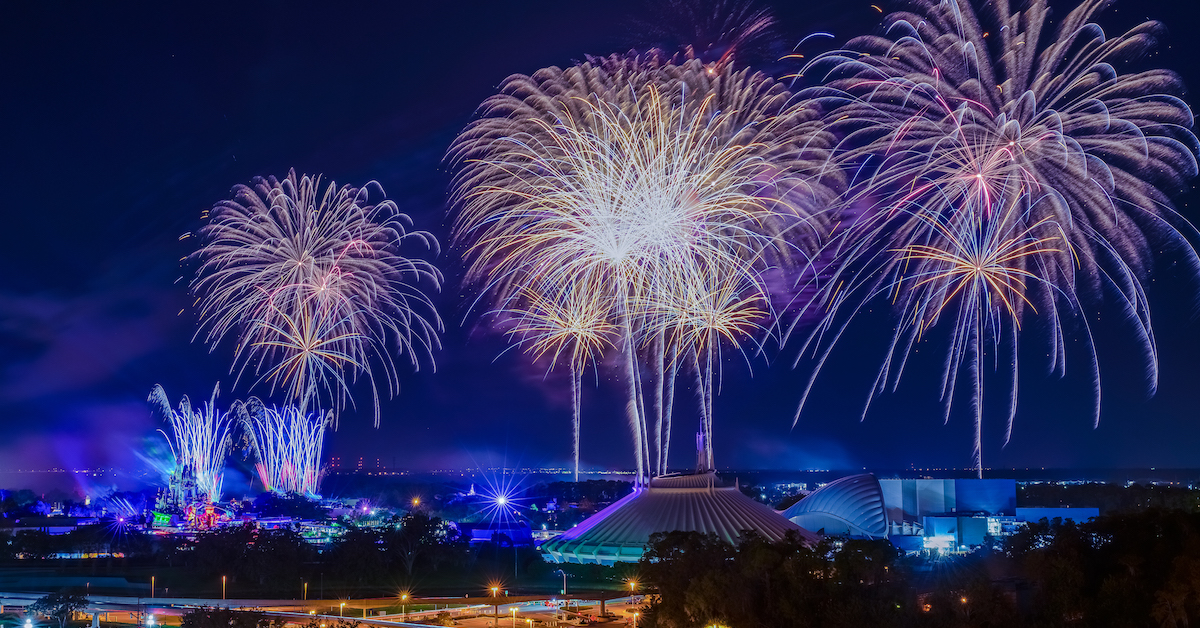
222, 576, 226, 601
340, 603, 345, 617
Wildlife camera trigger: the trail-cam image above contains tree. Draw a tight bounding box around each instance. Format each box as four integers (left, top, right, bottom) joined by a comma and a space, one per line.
12, 530, 55, 560
30, 593, 89, 628
180, 608, 274, 628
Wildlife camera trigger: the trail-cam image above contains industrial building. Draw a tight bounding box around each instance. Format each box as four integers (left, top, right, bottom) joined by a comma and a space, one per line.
781, 475, 1099, 552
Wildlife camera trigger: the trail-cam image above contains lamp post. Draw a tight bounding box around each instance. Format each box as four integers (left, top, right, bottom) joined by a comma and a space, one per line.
400, 594, 408, 620
510, 607, 516, 628
491, 587, 499, 628
151, 576, 155, 599
633, 612, 639, 628
222, 576, 226, 601
303, 582, 307, 601
339, 603, 345, 617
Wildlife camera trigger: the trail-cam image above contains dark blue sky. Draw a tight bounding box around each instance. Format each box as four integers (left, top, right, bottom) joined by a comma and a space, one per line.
1, 0, 1198, 479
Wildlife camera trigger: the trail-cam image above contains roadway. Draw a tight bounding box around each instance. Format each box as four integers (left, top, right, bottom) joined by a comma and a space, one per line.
0, 592, 647, 627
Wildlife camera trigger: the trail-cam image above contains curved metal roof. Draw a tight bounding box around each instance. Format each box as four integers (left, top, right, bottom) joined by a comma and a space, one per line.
540, 472, 819, 565
780, 473, 888, 539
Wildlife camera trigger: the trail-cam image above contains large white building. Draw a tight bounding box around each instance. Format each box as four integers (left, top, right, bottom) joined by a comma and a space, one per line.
540, 472, 819, 565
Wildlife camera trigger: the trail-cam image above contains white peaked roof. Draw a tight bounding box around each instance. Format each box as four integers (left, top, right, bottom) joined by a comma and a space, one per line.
541, 472, 820, 565
780, 473, 888, 539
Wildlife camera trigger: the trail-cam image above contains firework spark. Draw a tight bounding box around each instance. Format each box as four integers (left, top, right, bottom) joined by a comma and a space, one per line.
190, 170, 443, 423
148, 384, 235, 503
241, 397, 331, 496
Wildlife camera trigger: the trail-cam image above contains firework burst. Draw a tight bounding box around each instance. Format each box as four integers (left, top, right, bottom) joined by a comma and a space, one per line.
452, 53, 836, 482
190, 170, 443, 423
792, 0, 1198, 474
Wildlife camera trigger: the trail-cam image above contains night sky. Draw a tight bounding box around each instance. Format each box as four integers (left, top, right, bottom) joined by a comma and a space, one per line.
2, 0, 1199, 481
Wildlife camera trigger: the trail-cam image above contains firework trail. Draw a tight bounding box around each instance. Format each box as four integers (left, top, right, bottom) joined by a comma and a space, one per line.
148, 384, 235, 503
189, 170, 443, 424
792, 0, 1199, 475
505, 285, 618, 482
632, 0, 780, 71
241, 397, 331, 496
451, 52, 837, 482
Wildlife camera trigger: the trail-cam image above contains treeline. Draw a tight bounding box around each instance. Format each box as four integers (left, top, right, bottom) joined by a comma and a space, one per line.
0, 511, 544, 597
638, 509, 1200, 628
1018, 482, 1200, 514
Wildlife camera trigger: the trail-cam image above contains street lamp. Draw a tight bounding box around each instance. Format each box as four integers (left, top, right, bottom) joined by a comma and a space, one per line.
303, 582, 307, 601
633, 612, 640, 628
510, 607, 516, 628
555, 569, 567, 596
222, 576, 226, 601
400, 593, 409, 620
339, 603, 346, 617
151, 576, 155, 599
146, 615, 155, 627
490, 587, 500, 627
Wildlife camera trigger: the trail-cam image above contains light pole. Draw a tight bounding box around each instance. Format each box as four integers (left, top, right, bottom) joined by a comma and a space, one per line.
510, 607, 516, 628
339, 603, 345, 617
151, 576, 155, 599
222, 576, 226, 601
303, 582, 307, 601
400, 593, 408, 620
491, 587, 499, 628
633, 612, 639, 628
555, 569, 567, 596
